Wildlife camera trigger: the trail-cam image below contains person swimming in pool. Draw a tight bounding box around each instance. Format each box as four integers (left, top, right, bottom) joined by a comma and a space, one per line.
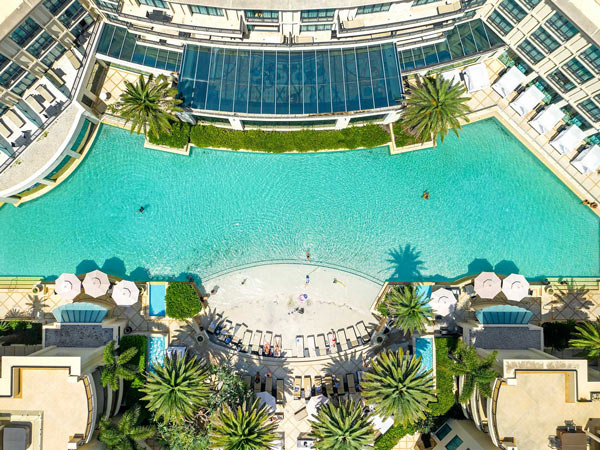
138, 206, 145, 213
306, 250, 311, 261
422, 190, 430, 200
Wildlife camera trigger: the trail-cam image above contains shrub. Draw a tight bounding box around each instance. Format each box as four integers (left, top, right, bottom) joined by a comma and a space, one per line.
189, 124, 390, 153
543, 320, 578, 351
393, 121, 419, 148
374, 424, 417, 450
429, 337, 458, 417
165, 283, 202, 319
147, 121, 190, 148
120, 335, 147, 382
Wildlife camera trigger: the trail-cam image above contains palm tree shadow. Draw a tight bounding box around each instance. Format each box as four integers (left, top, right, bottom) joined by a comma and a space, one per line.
545, 279, 593, 321
25, 295, 46, 321
385, 244, 426, 281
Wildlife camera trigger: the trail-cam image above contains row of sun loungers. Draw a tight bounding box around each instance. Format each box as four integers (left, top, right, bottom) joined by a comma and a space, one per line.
297, 323, 371, 357
243, 373, 285, 404
293, 373, 362, 400
210, 319, 284, 357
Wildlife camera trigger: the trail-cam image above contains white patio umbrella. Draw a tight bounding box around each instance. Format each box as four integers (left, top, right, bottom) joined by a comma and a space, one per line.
502, 274, 530, 301
256, 391, 277, 414
55, 273, 81, 301
429, 288, 457, 316
83, 270, 110, 298
112, 280, 140, 306
306, 394, 330, 417
474, 272, 501, 299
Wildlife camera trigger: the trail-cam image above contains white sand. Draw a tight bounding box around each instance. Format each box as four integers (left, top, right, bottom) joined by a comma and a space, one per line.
204, 264, 382, 351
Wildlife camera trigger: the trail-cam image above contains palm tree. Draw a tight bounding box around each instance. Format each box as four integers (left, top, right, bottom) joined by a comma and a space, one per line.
210, 398, 278, 450
110, 73, 182, 139
450, 341, 498, 404
101, 340, 138, 391
310, 399, 374, 450
401, 75, 471, 146
141, 352, 210, 424
385, 286, 433, 334
361, 349, 435, 426
99, 404, 155, 449
570, 320, 600, 360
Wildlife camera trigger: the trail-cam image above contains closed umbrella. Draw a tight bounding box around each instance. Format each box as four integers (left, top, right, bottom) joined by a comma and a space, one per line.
55, 273, 81, 301
474, 272, 501, 299
429, 288, 457, 316
256, 391, 277, 414
502, 274, 529, 301
112, 280, 140, 306
83, 270, 110, 298
306, 394, 330, 417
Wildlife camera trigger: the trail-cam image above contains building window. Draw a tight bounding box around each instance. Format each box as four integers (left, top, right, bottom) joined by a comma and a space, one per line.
41, 43, 67, 67
10, 18, 41, 47
300, 24, 332, 32
564, 58, 593, 83
412, 0, 437, 5
357, 3, 391, 14
531, 26, 560, 53
531, 76, 561, 103
499, 0, 527, 23
445, 435, 464, 450
547, 69, 576, 92
94, 0, 120, 12
59, 1, 86, 28
43, 0, 71, 14
188, 5, 224, 16
580, 45, 600, 73
0, 54, 8, 72
545, 11, 578, 41
12, 72, 38, 96
462, 0, 487, 8
138, 0, 168, 8
521, 0, 541, 9
436, 424, 452, 440
0, 63, 25, 88
579, 99, 600, 122
301, 9, 335, 22
244, 10, 279, 21
70, 14, 94, 39
517, 39, 544, 63
26, 31, 56, 58
487, 11, 513, 35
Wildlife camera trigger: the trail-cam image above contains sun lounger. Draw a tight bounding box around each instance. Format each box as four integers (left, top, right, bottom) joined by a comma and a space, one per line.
336, 375, 345, 396
347, 326, 359, 347
241, 330, 252, 352
232, 323, 246, 345
293, 376, 302, 399
572, 145, 600, 174
307, 335, 317, 357
252, 330, 262, 354
492, 66, 525, 98
324, 375, 334, 397
347, 373, 357, 396
0, 121, 13, 139
274, 335, 282, 357
36, 84, 55, 103
263, 331, 273, 356
441, 69, 461, 86
276, 379, 285, 404
462, 63, 490, 93
529, 104, 564, 136
317, 334, 327, 356
217, 319, 232, 341
356, 321, 370, 343
304, 376, 312, 399
328, 331, 338, 353
207, 317, 218, 333
243, 375, 251, 388
337, 328, 349, 351
356, 371, 363, 390
5, 110, 25, 128
550, 125, 584, 155
509, 85, 544, 116
254, 373, 262, 393
265, 375, 273, 395
314, 376, 322, 395
294, 406, 308, 420
295, 335, 304, 357
25, 95, 44, 115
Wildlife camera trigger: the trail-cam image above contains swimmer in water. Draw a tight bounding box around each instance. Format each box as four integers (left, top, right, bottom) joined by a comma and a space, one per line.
138, 206, 145, 213
422, 190, 430, 200
306, 250, 311, 261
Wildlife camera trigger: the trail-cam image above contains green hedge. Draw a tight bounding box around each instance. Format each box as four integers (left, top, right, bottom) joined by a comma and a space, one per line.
166, 283, 202, 319
542, 320, 578, 351
374, 424, 417, 450
392, 121, 419, 148
429, 337, 458, 417
147, 121, 190, 148
189, 124, 390, 152
120, 335, 148, 406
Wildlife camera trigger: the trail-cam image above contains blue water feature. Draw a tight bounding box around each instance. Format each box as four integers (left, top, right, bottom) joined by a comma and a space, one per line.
148, 335, 166, 373
0, 118, 598, 281
149, 284, 166, 317
415, 336, 434, 374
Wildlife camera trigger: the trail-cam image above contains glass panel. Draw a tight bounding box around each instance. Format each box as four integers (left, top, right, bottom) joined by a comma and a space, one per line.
531, 26, 560, 53
458, 23, 478, 54
248, 50, 263, 114
546, 11, 578, 41
234, 50, 250, 113
262, 52, 276, 114
219, 49, 237, 112
580, 45, 600, 73
518, 39, 544, 64
499, 0, 527, 23
10, 18, 41, 46
26, 31, 55, 58
275, 51, 289, 114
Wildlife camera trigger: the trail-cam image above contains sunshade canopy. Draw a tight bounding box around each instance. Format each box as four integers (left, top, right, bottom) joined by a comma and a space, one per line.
474, 272, 502, 299
55, 273, 81, 301
112, 280, 140, 306
501, 274, 530, 301
83, 270, 110, 298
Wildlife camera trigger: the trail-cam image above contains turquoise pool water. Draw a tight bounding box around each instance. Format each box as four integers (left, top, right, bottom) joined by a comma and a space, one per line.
149, 284, 166, 317
0, 118, 598, 281
148, 335, 166, 373
415, 337, 434, 374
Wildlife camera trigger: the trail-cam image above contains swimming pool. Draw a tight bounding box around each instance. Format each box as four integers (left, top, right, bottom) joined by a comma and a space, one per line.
415, 336, 434, 375
148, 335, 166, 373
0, 118, 598, 281
148, 283, 166, 317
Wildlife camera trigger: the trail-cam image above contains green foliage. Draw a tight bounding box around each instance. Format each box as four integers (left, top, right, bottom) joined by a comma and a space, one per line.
210, 398, 278, 450
392, 122, 418, 148
142, 352, 210, 424
120, 335, 148, 408
450, 341, 498, 404
402, 75, 471, 146
165, 283, 202, 320
362, 349, 436, 426
156, 421, 211, 450
384, 286, 433, 334
543, 320, 578, 351
99, 404, 155, 449
429, 337, 458, 417
147, 120, 190, 148
0, 321, 41, 344
570, 320, 600, 359
110, 74, 182, 139
101, 340, 138, 391
374, 424, 417, 450
189, 124, 390, 152
207, 365, 253, 414
310, 399, 374, 449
